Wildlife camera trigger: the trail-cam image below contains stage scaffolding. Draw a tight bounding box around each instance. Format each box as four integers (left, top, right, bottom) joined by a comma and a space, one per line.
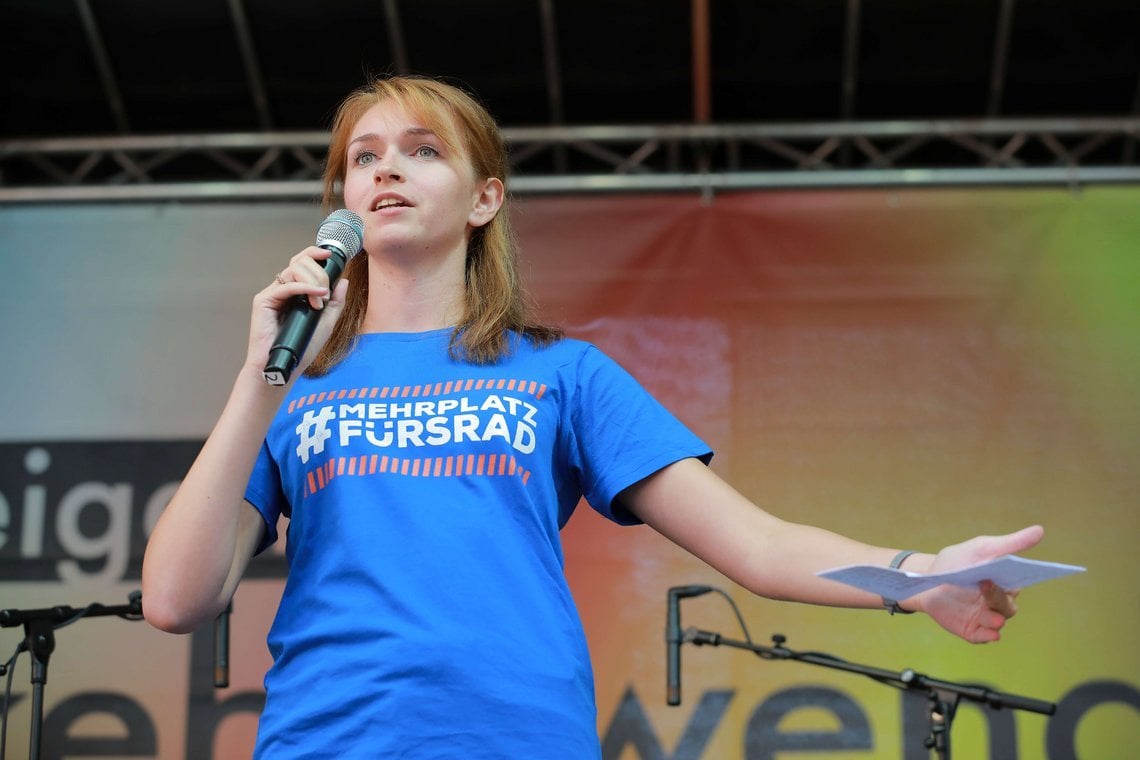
2, 117, 1139, 203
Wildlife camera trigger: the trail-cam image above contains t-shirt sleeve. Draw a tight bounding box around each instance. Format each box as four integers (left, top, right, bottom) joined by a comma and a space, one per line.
244, 439, 286, 555
568, 345, 713, 525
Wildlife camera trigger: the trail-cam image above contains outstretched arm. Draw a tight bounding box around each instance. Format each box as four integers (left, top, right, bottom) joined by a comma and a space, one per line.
619, 457, 1044, 644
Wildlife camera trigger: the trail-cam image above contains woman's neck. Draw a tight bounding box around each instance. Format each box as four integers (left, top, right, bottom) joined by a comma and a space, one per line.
360, 251, 466, 334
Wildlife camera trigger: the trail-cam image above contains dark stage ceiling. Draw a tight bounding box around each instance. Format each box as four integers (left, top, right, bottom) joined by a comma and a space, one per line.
2, 0, 1139, 201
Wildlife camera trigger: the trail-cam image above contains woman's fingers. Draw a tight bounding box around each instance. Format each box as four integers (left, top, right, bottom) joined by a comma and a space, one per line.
273, 247, 334, 309
981, 580, 1019, 619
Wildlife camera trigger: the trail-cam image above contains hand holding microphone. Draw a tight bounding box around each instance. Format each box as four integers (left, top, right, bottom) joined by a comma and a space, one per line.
262, 209, 365, 386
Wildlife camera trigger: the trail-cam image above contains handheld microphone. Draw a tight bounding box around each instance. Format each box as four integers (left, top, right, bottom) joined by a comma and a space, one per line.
262, 209, 365, 386
666, 585, 713, 706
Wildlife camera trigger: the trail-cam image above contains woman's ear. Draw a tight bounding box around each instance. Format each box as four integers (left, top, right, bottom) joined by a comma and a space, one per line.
468, 177, 505, 228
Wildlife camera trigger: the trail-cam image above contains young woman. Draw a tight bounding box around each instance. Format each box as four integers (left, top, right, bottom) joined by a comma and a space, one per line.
142, 76, 1044, 758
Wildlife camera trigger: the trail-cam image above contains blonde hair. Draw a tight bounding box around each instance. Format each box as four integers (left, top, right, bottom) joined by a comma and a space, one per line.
306, 75, 561, 375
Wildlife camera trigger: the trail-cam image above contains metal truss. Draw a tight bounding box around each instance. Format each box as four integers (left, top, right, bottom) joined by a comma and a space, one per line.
2, 117, 1138, 203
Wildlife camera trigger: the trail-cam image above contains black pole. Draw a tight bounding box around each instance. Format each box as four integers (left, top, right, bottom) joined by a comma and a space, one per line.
24, 618, 55, 760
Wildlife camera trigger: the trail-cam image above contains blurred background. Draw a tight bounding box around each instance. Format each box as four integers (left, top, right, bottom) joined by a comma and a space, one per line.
2, 2, 1138, 758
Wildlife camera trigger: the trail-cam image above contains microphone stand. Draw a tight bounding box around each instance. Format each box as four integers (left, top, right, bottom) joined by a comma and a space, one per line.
682, 628, 1055, 760
0, 592, 144, 760
214, 601, 232, 688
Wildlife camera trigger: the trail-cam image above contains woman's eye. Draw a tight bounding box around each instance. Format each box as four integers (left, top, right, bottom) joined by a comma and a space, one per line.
356, 152, 375, 165
415, 145, 439, 159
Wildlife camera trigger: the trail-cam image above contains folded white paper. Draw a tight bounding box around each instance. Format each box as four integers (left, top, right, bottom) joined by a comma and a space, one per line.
818, 555, 1086, 601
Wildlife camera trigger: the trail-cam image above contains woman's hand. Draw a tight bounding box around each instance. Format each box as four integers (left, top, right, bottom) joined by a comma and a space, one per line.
246, 247, 351, 377
909, 525, 1045, 643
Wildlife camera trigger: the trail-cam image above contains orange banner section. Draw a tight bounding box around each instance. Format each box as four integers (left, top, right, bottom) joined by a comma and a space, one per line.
512, 189, 1138, 760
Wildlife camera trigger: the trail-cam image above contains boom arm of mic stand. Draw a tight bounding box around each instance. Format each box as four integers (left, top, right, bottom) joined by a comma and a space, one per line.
0, 594, 144, 628
682, 625, 1055, 755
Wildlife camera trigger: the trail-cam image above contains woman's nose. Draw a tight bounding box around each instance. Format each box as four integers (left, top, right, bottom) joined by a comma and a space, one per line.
373, 153, 403, 182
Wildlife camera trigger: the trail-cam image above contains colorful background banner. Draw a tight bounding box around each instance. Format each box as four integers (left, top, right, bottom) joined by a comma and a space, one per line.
1, 187, 1137, 758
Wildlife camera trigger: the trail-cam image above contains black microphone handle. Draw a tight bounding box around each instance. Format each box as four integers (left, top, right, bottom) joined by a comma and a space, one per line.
666, 590, 682, 706
263, 247, 349, 386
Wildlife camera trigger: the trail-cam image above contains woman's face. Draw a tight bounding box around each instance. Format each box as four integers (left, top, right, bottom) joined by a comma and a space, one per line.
340, 100, 501, 260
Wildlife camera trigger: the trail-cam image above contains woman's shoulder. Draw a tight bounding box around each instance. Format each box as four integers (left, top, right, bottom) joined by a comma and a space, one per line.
507, 334, 643, 393
510, 331, 601, 365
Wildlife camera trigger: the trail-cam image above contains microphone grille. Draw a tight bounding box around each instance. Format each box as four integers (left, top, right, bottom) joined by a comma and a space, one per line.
315, 209, 365, 257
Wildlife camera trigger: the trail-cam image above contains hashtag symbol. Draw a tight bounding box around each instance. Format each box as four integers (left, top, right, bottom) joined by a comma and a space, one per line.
295, 407, 336, 463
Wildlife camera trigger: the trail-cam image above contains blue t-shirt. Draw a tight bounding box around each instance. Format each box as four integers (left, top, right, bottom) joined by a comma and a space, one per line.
245, 329, 711, 758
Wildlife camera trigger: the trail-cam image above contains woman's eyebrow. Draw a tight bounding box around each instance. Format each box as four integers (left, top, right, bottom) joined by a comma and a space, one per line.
349, 127, 438, 147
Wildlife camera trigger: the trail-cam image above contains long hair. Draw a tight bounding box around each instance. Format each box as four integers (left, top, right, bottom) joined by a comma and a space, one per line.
305, 75, 561, 376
